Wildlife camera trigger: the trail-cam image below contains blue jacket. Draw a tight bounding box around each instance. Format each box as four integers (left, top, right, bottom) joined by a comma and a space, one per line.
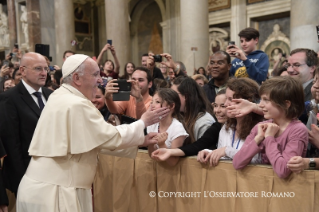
230, 50, 269, 84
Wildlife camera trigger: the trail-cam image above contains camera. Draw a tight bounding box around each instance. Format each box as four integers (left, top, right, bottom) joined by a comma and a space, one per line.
14, 43, 19, 49
107, 39, 112, 45
154, 55, 162, 63
112, 79, 131, 101
282, 53, 286, 58
316, 25, 319, 40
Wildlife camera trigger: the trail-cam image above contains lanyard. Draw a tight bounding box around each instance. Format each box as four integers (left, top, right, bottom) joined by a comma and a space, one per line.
232, 130, 241, 149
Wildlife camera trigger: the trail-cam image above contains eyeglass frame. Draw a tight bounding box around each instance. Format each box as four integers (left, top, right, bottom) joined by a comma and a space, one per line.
22, 66, 50, 73
284, 63, 308, 69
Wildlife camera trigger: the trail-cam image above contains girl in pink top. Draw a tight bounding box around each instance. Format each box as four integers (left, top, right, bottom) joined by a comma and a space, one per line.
233, 76, 308, 178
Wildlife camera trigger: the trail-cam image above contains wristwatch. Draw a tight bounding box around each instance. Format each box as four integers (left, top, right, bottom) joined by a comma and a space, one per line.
309, 158, 316, 170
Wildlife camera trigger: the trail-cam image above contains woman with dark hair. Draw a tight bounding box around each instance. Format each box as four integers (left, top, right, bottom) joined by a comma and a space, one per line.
198, 77, 264, 166
171, 76, 215, 144
91, 85, 111, 121
12, 67, 22, 85
120, 62, 135, 80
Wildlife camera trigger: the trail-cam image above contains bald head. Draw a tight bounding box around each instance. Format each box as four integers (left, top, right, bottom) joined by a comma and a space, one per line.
20, 52, 47, 67
20, 52, 48, 91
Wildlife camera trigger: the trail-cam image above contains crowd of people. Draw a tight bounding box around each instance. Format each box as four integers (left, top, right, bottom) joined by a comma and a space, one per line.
0, 26, 318, 211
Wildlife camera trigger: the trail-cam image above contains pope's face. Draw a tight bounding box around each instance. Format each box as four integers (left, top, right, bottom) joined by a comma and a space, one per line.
80, 59, 102, 100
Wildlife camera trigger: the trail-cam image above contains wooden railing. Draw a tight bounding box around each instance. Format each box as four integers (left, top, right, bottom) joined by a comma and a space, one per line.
94, 150, 319, 212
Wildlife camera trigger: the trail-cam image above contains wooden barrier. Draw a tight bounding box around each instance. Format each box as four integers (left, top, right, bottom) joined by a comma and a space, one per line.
93, 150, 319, 212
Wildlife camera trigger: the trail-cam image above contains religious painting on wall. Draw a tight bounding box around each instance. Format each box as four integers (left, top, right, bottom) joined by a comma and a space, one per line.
208, 0, 231, 12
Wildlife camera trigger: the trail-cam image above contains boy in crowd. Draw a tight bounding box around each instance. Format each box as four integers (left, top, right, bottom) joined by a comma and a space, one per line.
226, 27, 269, 84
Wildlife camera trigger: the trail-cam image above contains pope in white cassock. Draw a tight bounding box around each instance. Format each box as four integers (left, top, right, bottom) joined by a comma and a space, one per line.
16, 54, 169, 212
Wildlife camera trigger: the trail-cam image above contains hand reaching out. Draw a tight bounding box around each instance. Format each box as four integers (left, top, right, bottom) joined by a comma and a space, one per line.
227, 99, 261, 117
152, 148, 172, 161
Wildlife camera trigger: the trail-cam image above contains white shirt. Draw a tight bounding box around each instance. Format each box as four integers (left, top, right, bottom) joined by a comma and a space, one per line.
205, 125, 261, 163
147, 118, 188, 149
22, 79, 47, 107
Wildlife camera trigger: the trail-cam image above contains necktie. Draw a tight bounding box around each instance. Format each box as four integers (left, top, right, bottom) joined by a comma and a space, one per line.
33, 92, 44, 111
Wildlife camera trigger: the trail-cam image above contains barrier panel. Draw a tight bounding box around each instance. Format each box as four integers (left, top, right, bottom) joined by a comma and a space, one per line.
93, 150, 319, 212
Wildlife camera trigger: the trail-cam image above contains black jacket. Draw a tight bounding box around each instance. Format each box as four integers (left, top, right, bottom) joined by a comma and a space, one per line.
0, 82, 52, 195
179, 122, 222, 156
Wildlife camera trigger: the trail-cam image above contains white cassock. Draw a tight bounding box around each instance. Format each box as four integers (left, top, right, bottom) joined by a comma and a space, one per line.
17, 84, 145, 212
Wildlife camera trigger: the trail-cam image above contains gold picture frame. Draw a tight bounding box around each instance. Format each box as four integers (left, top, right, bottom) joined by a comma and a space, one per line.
248, 0, 265, 4
209, 0, 231, 12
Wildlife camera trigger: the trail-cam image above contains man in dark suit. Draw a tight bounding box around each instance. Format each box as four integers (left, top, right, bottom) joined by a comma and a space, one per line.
287, 48, 318, 101
0, 52, 52, 197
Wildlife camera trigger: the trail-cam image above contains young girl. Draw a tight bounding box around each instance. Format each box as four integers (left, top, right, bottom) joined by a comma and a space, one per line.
198, 78, 263, 166
151, 89, 227, 161
121, 62, 135, 80
147, 88, 188, 166
171, 77, 215, 144
233, 76, 308, 178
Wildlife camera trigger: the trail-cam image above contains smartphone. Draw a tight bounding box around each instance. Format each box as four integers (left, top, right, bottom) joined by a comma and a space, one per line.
112, 79, 131, 101
316, 25, 319, 40
14, 43, 19, 49
107, 39, 112, 46
49, 66, 55, 71
228, 41, 235, 48
154, 55, 162, 62
2, 60, 9, 67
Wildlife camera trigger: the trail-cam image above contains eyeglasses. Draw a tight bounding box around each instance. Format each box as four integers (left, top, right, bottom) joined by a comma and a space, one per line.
23, 66, 49, 73
284, 63, 307, 69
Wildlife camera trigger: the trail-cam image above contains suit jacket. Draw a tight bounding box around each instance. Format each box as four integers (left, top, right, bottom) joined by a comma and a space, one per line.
304, 82, 312, 102
0, 82, 52, 195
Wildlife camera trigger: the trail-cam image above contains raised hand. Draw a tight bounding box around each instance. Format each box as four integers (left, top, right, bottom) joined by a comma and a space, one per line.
140, 105, 170, 127
104, 79, 119, 99
227, 99, 261, 117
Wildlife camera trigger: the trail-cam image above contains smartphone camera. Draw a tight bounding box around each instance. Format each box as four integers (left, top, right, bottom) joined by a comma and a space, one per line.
154, 55, 162, 63
113, 79, 131, 101
282, 53, 286, 58
14, 43, 19, 49
228, 41, 235, 48
107, 39, 112, 46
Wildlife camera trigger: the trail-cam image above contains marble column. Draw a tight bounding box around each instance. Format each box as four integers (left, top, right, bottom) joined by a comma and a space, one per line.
54, 0, 75, 66
26, 0, 41, 51
230, 0, 246, 46
96, 0, 106, 56
290, 0, 319, 52
7, 0, 17, 47
180, 0, 209, 75
105, 0, 130, 75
